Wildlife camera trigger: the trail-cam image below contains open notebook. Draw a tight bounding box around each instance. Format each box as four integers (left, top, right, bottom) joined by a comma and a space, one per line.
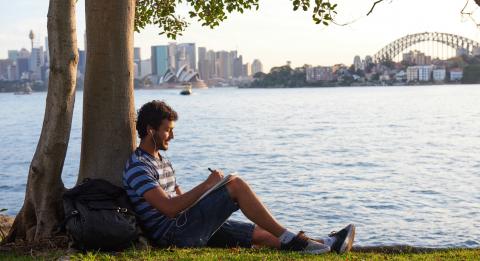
188, 173, 237, 209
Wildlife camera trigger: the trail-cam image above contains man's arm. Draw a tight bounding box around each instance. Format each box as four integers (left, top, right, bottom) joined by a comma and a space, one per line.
143, 170, 223, 218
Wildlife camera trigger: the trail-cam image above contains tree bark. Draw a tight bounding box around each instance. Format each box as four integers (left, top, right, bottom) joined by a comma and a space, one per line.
5, 0, 78, 243
79, 0, 136, 186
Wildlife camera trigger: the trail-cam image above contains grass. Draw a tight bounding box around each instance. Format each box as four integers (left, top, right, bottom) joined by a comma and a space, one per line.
1, 247, 479, 261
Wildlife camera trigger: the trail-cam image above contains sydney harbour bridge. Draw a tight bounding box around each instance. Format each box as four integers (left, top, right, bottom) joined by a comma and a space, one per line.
373, 32, 480, 62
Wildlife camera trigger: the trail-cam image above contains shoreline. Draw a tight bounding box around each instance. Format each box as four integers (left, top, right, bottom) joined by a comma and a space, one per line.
1, 214, 478, 253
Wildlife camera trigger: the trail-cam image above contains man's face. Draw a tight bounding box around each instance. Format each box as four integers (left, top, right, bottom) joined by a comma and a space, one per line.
154, 119, 175, 151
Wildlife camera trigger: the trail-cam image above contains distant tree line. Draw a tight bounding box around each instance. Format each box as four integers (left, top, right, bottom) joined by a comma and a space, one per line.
248, 65, 308, 88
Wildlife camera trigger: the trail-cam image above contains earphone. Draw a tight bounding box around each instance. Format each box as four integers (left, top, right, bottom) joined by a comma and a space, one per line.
150, 129, 157, 150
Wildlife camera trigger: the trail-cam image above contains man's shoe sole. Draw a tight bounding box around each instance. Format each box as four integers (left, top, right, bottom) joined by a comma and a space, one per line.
339, 224, 355, 253
301, 246, 331, 254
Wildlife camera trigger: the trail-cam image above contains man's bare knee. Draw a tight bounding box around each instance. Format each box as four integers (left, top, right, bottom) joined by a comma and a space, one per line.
226, 176, 247, 197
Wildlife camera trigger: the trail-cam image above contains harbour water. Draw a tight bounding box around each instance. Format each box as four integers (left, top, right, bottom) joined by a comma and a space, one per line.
0, 85, 479, 247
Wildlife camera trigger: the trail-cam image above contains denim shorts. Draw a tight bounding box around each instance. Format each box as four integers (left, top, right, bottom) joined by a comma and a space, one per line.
156, 186, 255, 248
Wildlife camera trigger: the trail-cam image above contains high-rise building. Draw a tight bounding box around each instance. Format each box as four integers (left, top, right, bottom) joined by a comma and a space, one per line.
134, 47, 141, 78
216, 51, 230, 79
7, 63, 18, 81
151, 45, 169, 76
16, 58, 29, 79
306, 66, 334, 82
140, 59, 152, 78
242, 62, 251, 77
364, 55, 373, 65
233, 55, 243, 78
30, 47, 45, 80
0, 59, 13, 80
353, 55, 362, 71
177, 43, 196, 70
18, 48, 30, 58
44, 37, 50, 65
198, 47, 209, 80
168, 42, 177, 70
207, 50, 216, 78
78, 50, 86, 75
8, 50, 19, 61
251, 59, 263, 75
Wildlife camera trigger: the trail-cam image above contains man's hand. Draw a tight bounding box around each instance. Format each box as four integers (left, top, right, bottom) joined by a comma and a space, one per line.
205, 169, 224, 188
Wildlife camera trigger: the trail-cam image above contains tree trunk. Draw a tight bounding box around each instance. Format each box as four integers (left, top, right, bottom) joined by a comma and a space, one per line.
5, 0, 78, 243
79, 0, 136, 186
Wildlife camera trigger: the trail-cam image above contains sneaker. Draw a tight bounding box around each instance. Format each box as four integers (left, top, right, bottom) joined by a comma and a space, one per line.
280, 231, 330, 254
329, 224, 355, 254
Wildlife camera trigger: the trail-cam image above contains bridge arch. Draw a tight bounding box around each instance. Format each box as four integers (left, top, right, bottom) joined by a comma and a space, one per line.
373, 32, 480, 62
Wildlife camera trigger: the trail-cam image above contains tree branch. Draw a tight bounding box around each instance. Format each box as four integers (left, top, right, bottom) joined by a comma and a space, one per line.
367, 0, 386, 16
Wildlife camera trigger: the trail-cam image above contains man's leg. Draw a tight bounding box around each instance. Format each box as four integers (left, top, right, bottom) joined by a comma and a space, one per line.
251, 226, 325, 249
226, 176, 351, 254
225, 176, 286, 237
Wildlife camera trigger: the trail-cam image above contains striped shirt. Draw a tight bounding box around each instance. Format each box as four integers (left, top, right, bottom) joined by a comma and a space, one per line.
123, 147, 177, 240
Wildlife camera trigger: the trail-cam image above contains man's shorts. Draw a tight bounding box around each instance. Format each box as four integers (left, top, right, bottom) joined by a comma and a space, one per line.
156, 185, 255, 248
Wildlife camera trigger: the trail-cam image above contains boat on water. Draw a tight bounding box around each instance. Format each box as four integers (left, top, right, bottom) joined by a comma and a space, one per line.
14, 84, 33, 95
180, 83, 192, 95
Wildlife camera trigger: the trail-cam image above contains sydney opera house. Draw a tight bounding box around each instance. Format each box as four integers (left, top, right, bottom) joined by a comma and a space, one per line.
158, 64, 207, 89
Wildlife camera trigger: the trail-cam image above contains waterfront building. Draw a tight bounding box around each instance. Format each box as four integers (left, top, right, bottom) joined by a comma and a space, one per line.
233, 55, 243, 78
449, 68, 463, 81
432, 68, 446, 82
8, 50, 19, 61
418, 65, 433, 81
18, 48, 30, 58
0, 59, 13, 80
364, 55, 373, 65
29, 47, 45, 80
403, 50, 431, 65
177, 43, 196, 71
140, 59, 152, 78
215, 51, 230, 79
251, 59, 263, 75
198, 47, 209, 80
353, 55, 362, 71
16, 58, 29, 79
406, 66, 419, 82
134, 47, 141, 78
306, 66, 334, 82
7, 63, 18, 81
151, 45, 169, 77
395, 70, 407, 82
242, 62, 251, 77
206, 50, 216, 78
168, 43, 177, 70
44, 37, 50, 65
78, 50, 86, 75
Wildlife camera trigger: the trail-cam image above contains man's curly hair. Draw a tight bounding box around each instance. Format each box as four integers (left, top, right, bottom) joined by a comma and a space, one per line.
136, 100, 178, 139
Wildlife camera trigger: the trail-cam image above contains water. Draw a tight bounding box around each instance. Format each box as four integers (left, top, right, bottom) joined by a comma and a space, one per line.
1, 85, 479, 247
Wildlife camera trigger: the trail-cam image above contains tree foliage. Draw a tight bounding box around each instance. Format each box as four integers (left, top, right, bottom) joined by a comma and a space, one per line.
249, 65, 307, 87
135, 0, 338, 39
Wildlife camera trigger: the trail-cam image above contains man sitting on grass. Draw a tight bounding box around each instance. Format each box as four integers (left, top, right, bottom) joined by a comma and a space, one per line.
123, 100, 355, 254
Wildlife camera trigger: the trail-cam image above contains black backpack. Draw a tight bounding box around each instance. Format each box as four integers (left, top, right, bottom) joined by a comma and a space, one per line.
62, 178, 139, 251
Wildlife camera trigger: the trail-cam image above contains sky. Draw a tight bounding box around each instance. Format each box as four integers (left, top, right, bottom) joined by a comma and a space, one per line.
1, 0, 480, 71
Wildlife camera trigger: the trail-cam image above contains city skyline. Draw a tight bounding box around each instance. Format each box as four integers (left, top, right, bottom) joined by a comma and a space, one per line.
1, 0, 480, 71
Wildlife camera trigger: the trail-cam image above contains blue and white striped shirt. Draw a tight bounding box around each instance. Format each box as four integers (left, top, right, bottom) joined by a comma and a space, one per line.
123, 147, 177, 240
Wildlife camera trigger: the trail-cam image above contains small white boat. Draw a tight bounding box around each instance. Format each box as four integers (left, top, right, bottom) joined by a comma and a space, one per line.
180, 83, 192, 95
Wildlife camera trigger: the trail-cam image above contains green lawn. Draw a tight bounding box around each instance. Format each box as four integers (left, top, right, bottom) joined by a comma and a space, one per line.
1, 247, 479, 261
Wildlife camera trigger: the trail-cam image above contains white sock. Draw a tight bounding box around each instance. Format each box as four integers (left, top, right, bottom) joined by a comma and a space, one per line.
322, 236, 336, 247
278, 230, 296, 244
